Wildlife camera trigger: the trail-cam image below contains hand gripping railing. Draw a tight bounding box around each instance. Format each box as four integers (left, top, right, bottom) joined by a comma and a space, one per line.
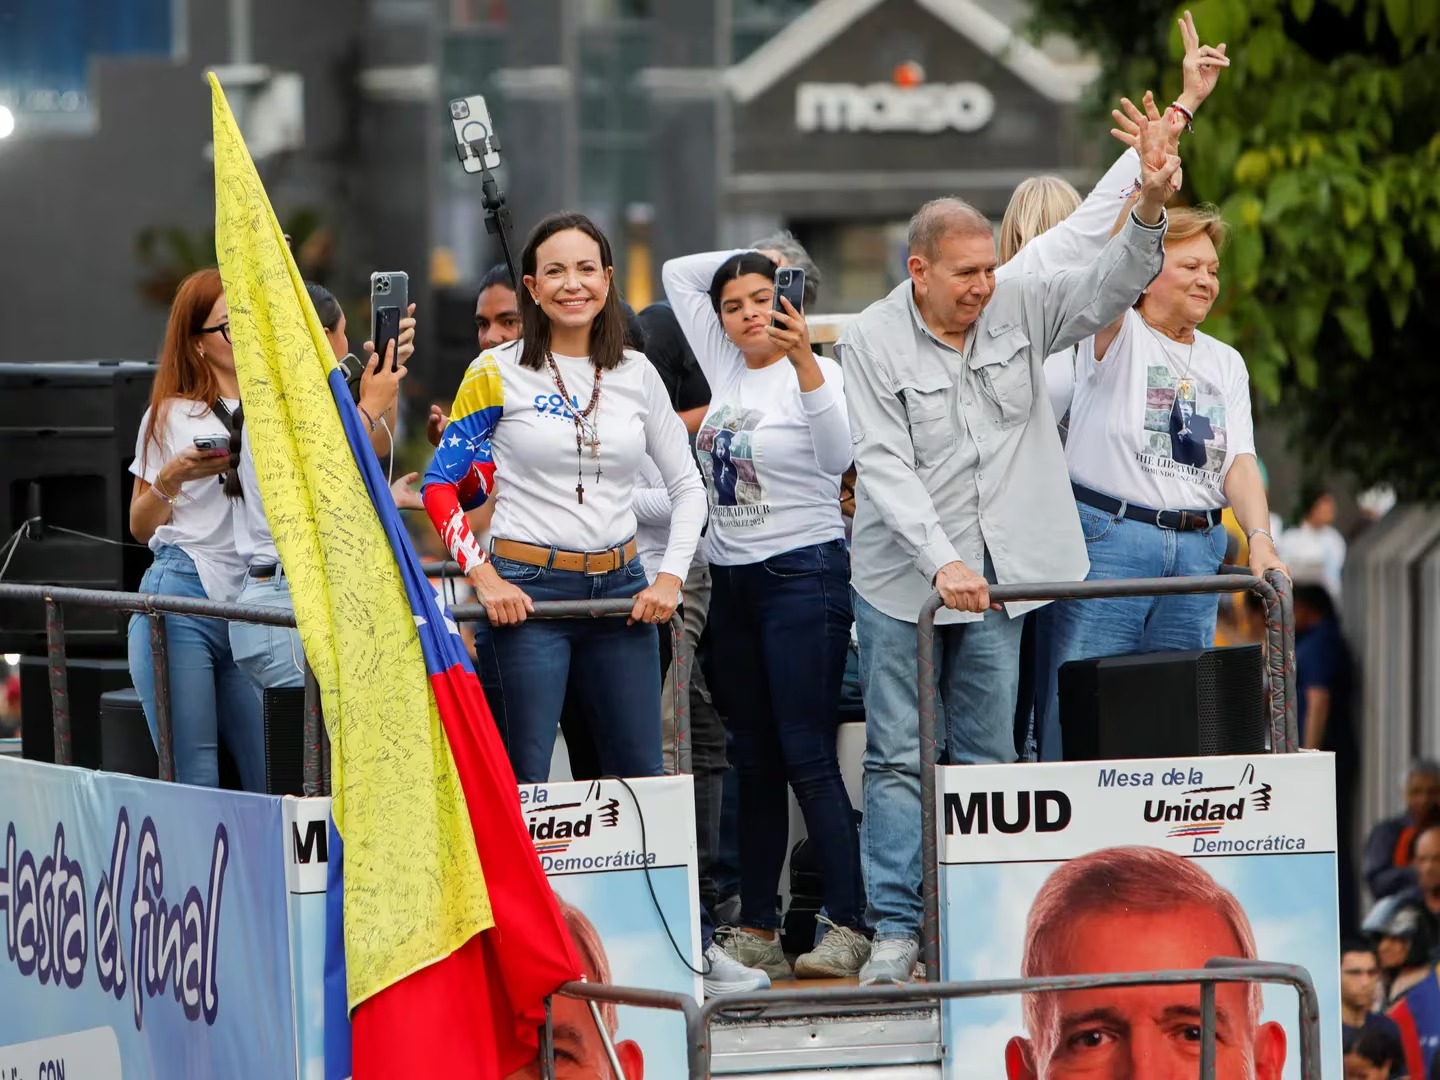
0, 584, 689, 794
917, 569, 1295, 989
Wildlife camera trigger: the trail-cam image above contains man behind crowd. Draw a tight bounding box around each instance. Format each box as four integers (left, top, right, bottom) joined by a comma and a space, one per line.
1342, 940, 1406, 1075
1006, 846, 1286, 1080
505, 898, 644, 1080
1367, 763, 1440, 901
837, 97, 1181, 984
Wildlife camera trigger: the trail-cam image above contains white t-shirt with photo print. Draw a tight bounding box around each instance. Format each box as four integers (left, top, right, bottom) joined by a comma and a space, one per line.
1065, 309, 1255, 512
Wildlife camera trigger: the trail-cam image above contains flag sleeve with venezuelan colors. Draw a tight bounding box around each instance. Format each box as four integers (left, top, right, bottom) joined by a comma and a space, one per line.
208, 74, 580, 1079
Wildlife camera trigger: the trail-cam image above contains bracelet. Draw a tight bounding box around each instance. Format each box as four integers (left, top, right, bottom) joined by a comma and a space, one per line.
1169, 101, 1194, 133
358, 405, 377, 432
1246, 528, 1276, 546
150, 478, 180, 505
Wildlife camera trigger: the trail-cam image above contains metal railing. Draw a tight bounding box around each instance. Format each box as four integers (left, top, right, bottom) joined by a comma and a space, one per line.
917, 569, 1296, 991
536, 956, 1320, 1079
0, 582, 689, 792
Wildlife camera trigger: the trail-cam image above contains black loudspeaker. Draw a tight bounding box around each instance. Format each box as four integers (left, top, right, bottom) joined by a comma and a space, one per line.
19, 655, 133, 768
1060, 645, 1268, 761
263, 687, 307, 796
0, 361, 157, 655
99, 687, 158, 778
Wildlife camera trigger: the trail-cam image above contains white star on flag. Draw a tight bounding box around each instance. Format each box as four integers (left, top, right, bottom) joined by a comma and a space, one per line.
448, 434, 462, 447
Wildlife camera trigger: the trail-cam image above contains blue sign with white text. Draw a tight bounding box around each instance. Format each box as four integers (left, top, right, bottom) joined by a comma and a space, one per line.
0, 758, 296, 1080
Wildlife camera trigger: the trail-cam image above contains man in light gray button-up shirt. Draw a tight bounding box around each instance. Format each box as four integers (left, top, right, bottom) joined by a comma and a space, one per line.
835, 103, 1181, 985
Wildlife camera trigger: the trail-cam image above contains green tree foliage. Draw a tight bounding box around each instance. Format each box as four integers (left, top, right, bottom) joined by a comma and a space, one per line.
1028, 0, 1440, 499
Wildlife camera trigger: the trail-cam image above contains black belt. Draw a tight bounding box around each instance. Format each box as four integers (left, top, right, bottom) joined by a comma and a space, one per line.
1072, 483, 1221, 532
246, 563, 280, 579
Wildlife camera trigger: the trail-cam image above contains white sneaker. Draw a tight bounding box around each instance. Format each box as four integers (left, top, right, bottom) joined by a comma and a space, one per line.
859, 937, 920, 986
703, 941, 772, 997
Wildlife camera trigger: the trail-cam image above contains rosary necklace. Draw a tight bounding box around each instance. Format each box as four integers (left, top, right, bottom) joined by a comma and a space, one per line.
545, 351, 604, 504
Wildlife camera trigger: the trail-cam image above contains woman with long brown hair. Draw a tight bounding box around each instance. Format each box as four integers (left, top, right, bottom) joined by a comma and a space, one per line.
126, 268, 266, 790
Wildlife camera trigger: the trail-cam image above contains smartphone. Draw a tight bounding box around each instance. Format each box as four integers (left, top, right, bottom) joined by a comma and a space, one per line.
772, 266, 806, 328
449, 95, 502, 174
193, 434, 230, 453
370, 271, 410, 373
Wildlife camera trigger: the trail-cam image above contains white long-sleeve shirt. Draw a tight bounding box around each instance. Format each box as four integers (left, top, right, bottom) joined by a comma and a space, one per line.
423, 341, 706, 581
662, 249, 851, 566
999, 148, 1143, 421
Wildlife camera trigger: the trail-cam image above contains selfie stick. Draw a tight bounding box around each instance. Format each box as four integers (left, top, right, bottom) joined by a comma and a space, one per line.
457, 133, 519, 291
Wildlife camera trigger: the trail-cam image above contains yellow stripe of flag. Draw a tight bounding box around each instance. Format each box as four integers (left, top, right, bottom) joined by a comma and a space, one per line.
209, 73, 493, 1010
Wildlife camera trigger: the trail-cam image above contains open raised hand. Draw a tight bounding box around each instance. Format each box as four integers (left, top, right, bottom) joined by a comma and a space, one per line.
1111, 91, 1185, 221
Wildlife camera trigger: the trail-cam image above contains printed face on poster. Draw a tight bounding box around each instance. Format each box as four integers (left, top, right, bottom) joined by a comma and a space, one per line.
0, 758, 297, 1080
937, 753, 1341, 1080
511, 776, 701, 1080
283, 777, 701, 1080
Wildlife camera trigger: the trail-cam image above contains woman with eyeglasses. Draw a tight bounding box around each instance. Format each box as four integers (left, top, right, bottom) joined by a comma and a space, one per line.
227, 281, 416, 694
126, 268, 266, 789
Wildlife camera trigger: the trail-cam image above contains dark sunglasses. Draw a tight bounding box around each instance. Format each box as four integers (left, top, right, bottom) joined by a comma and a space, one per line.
201, 322, 232, 344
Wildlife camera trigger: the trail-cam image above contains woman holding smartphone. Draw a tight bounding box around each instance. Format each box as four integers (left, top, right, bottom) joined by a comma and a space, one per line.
127, 268, 266, 790
662, 247, 865, 981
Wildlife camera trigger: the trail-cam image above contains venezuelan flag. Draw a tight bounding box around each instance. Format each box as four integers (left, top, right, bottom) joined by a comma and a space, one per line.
209, 75, 580, 1077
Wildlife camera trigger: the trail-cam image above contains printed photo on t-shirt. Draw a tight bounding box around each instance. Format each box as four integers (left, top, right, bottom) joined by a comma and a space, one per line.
1140, 367, 1229, 487
696, 405, 770, 527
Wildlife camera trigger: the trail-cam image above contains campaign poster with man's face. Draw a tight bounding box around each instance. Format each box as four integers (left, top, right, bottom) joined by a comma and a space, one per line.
937, 754, 1341, 1080
506, 777, 702, 1080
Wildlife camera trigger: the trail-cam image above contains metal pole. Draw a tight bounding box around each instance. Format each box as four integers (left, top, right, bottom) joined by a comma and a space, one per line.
302, 658, 323, 796
1199, 981, 1217, 1080
539, 998, 556, 1080
44, 600, 72, 766
1206, 957, 1322, 1080
587, 998, 628, 1080
917, 593, 943, 984
669, 609, 691, 776
1271, 571, 1298, 751
148, 612, 176, 782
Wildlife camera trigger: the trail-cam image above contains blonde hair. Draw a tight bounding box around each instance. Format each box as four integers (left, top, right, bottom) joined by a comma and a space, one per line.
1164, 203, 1229, 250
999, 176, 1082, 265
1020, 847, 1262, 1066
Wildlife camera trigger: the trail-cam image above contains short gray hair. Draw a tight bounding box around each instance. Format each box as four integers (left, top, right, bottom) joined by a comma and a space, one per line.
750, 228, 821, 308
908, 198, 992, 260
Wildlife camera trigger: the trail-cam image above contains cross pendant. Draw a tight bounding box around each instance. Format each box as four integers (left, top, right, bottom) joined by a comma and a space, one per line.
576, 482, 585, 505
1178, 379, 1192, 398
595, 462, 603, 484
590, 440, 600, 460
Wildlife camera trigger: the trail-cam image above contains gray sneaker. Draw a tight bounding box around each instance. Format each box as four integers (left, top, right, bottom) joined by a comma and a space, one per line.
859, 937, 920, 985
794, 916, 872, 979
716, 926, 792, 981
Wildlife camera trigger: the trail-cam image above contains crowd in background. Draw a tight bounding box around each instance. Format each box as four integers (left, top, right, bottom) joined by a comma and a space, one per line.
14, 5, 1395, 1013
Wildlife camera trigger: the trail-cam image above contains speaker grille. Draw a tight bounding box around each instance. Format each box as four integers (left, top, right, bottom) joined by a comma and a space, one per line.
1061, 645, 1267, 760
262, 688, 306, 796
1197, 648, 1268, 754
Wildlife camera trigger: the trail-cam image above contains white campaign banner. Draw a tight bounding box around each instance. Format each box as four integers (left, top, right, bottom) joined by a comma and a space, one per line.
936, 753, 1341, 1080
524, 776, 702, 1077
282, 777, 701, 1078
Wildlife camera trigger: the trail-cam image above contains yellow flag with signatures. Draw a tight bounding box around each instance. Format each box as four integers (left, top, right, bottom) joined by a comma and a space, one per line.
208, 73, 493, 1011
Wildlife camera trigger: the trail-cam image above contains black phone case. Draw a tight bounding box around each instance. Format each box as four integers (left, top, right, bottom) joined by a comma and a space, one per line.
773, 269, 805, 328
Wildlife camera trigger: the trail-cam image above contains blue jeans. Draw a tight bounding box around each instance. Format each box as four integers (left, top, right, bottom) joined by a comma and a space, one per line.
229, 572, 306, 692
126, 545, 267, 791
708, 539, 864, 931
854, 564, 1024, 942
1038, 503, 1227, 751
473, 553, 662, 784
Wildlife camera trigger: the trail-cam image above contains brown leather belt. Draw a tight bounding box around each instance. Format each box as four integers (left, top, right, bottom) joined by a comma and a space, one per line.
491, 537, 638, 575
